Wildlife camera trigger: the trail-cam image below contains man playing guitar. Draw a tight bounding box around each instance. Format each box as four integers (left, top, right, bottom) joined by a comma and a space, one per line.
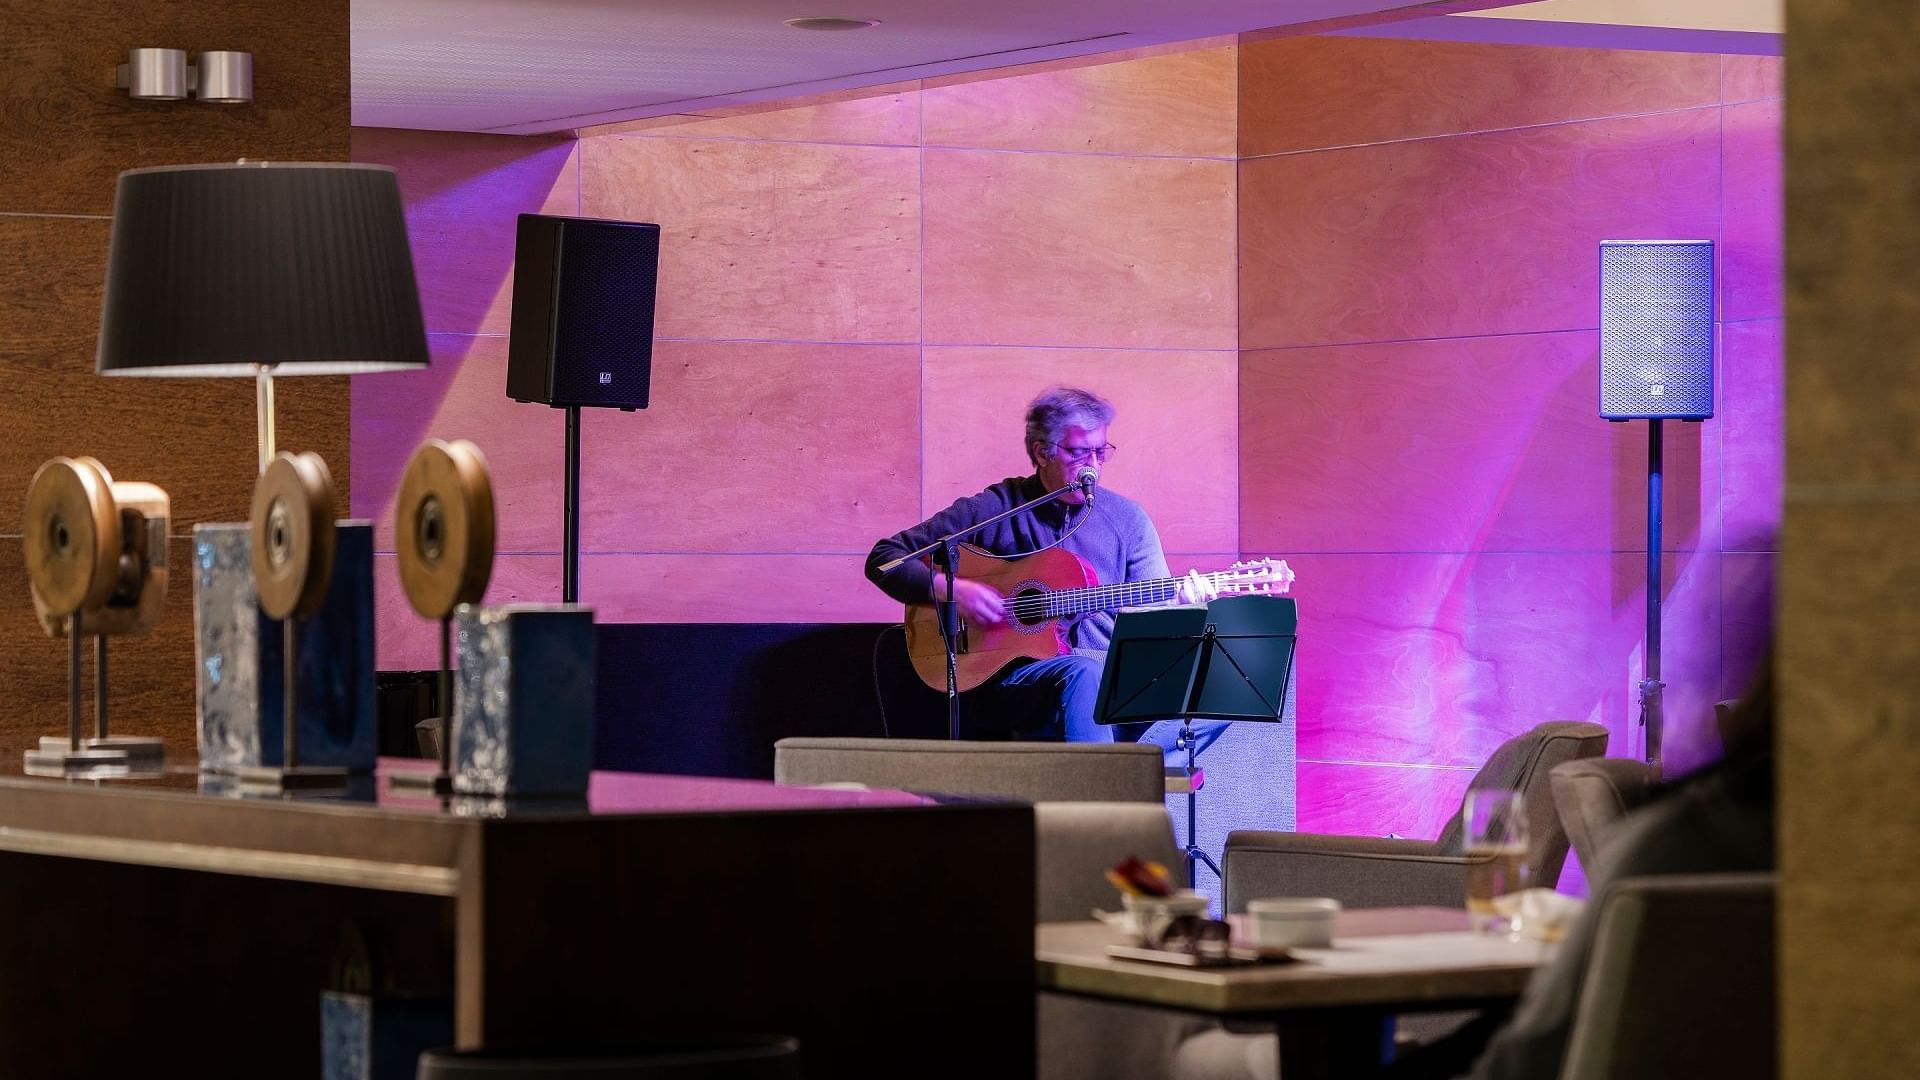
865, 386, 1293, 756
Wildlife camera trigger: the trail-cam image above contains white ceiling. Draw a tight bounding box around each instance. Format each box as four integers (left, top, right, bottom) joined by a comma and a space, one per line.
351, 0, 1523, 135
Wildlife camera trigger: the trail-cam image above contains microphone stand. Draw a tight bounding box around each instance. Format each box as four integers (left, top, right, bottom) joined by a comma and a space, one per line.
877, 475, 1094, 740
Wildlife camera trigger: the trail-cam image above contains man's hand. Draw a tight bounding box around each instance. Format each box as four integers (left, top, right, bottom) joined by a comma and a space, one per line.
931, 576, 1006, 625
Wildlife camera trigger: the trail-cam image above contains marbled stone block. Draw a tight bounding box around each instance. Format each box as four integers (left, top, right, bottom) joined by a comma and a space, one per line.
193, 522, 377, 773
453, 604, 595, 797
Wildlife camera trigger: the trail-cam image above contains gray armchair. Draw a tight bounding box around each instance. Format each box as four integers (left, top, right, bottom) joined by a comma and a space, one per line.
1549, 757, 1659, 872
1223, 721, 1608, 912
1561, 873, 1776, 1080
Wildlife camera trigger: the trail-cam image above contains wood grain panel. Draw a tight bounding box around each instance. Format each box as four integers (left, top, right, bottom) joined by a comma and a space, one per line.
351, 334, 564, 553
1722, 99, 1784, 324
351, 129, 578, 337
617, 87, 919, 146
3, 3, 350, 751
580, 553, 899, 625
1271, 551, 1718, 771
1294, 761, 1475, 840
923, 150, 1235, 349
0, 368, 349, 534
375, 553, 561, 670
922, 46, 1235, 158
578, 137, 919, 343
0, 216, 109, 363
0, 538, 197, 758
576, 340, 920, 553
1720, 319, 1784, 553
920, 346, 1237, 555
1, 0, 350, 216
1239, 109, 1721, 349
1238, 37, 1719, 158
1722, 55, 1783, 104
1240, 333, 1710, 555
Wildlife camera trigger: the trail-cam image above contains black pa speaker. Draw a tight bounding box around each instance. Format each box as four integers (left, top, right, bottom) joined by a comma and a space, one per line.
1599, 240, 1715, 421
506, 214, 660, 411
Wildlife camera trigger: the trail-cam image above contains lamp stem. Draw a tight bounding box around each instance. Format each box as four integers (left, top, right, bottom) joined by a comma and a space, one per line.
256, 364, 276, 473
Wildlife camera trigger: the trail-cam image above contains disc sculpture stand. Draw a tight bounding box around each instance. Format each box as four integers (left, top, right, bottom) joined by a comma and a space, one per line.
390, 439, 496, 796
23, 457, 170, 776
236, 451, 348, 794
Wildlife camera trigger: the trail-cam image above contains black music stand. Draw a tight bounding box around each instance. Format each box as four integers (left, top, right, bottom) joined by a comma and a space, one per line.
1093, 595, 1297, 883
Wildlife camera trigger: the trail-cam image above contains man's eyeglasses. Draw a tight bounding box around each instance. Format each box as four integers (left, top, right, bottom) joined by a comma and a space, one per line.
1052, 442, 1118, 465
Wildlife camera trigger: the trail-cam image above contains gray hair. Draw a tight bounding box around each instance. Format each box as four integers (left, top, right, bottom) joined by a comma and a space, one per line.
1024, 386, 1115, 466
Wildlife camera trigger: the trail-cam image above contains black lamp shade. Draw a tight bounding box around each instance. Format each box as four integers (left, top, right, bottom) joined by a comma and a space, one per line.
97, 162, 429, 377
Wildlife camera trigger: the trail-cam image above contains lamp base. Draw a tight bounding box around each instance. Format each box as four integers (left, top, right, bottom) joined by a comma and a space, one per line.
39, 735, 166, 762
233, 763, 352, 794
387, 770, 455, 796
24, 743, 133, 778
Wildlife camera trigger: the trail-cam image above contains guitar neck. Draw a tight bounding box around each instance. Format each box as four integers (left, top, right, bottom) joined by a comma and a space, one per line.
1006, 575, 1189, 619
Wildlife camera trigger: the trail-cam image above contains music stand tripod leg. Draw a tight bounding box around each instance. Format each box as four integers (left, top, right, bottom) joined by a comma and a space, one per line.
1178, 720, 1222, 884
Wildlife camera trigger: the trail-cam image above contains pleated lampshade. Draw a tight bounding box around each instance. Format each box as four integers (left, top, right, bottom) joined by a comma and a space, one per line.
97, 162, 429, 377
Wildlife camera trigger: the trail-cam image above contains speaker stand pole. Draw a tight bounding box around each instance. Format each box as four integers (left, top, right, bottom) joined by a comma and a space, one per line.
563, 405, 581, 605
1640, 419, 1665, 775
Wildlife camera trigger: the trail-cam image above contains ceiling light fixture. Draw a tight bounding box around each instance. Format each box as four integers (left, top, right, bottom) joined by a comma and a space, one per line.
783, 17, 881, 31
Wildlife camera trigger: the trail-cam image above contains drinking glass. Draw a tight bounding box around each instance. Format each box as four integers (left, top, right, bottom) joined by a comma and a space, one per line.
1462, 788, 1530, 936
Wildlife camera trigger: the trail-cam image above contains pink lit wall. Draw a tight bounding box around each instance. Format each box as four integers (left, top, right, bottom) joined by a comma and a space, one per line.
351, 35, 1782, 852
1237, 37, 1782, 840
352, 44, 1244, 670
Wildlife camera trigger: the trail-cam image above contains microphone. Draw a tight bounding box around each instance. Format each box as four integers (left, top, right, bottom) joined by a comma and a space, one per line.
1075, 466, 1098, 505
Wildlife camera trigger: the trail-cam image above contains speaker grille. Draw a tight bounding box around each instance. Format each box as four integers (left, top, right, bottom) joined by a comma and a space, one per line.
550, 220, 659, 410
1599, 240, 1715, 420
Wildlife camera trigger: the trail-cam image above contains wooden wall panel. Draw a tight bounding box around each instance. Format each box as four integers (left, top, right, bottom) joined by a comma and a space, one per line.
1722, 99, 1784, 324
1238, 37, 1718, 159
1240, 108, 1722, 350
1, 0, 350, 757
350, 129, 578, 337
920, 346, 1238, 556
351, 335, 564, 553
577, 340, 922, 553
579, 554, 898, 626
1720, 319, 1784, 552
375, 554, 561, 670
1722, 55, 1783, 104
1295, 761, 1475, 840
579, 136, 920, 343
617, 87, 920, 147
1240, 334, 1710, 556
922, 149, 1235, 349
922, 47, 1235, 158
1279, 550, 1721, 772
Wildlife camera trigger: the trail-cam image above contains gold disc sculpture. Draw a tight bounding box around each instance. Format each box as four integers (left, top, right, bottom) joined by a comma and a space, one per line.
22, 457, 171, 773
391, 439, 496, 794
396, 439, 497, 620
250, 451, 337, 622
24, 457, 121, 625
242, 451, 346, 792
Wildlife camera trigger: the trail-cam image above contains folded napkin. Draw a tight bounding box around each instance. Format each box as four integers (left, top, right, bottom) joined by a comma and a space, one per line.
1493, 888, 1585, 942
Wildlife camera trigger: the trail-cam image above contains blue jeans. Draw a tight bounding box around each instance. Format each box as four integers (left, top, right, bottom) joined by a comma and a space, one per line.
968, 654, 1230, 761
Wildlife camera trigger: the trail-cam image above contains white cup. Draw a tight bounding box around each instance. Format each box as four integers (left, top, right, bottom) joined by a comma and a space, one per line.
1119, 890, 1210, 943
1245, 897, 1340, 948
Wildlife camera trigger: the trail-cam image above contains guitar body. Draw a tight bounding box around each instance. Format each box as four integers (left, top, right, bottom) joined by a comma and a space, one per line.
904, 544, 1097, 692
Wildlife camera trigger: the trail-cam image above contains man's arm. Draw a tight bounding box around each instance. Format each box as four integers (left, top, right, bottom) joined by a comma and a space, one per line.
865, 483, 1018, 606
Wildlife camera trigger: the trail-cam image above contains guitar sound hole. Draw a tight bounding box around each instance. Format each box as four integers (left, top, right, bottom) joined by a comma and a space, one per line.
1011, 587, 1047, 628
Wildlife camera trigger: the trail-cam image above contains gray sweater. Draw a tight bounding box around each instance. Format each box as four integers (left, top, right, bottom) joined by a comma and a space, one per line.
865, 475, 1171, 652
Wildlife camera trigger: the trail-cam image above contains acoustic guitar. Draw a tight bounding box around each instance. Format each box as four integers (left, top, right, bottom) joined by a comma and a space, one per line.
904, 545, 1292, 691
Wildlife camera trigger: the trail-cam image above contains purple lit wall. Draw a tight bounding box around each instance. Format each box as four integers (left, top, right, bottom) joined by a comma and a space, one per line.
351, 35, 1782, 859
1237, 38, 1782, 845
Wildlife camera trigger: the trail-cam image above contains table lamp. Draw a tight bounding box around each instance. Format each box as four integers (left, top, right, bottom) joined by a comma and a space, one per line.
96, 161, 429, 469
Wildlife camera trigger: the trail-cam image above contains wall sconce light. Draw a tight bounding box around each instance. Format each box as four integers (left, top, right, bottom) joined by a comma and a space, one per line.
116, 48, 253, 104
